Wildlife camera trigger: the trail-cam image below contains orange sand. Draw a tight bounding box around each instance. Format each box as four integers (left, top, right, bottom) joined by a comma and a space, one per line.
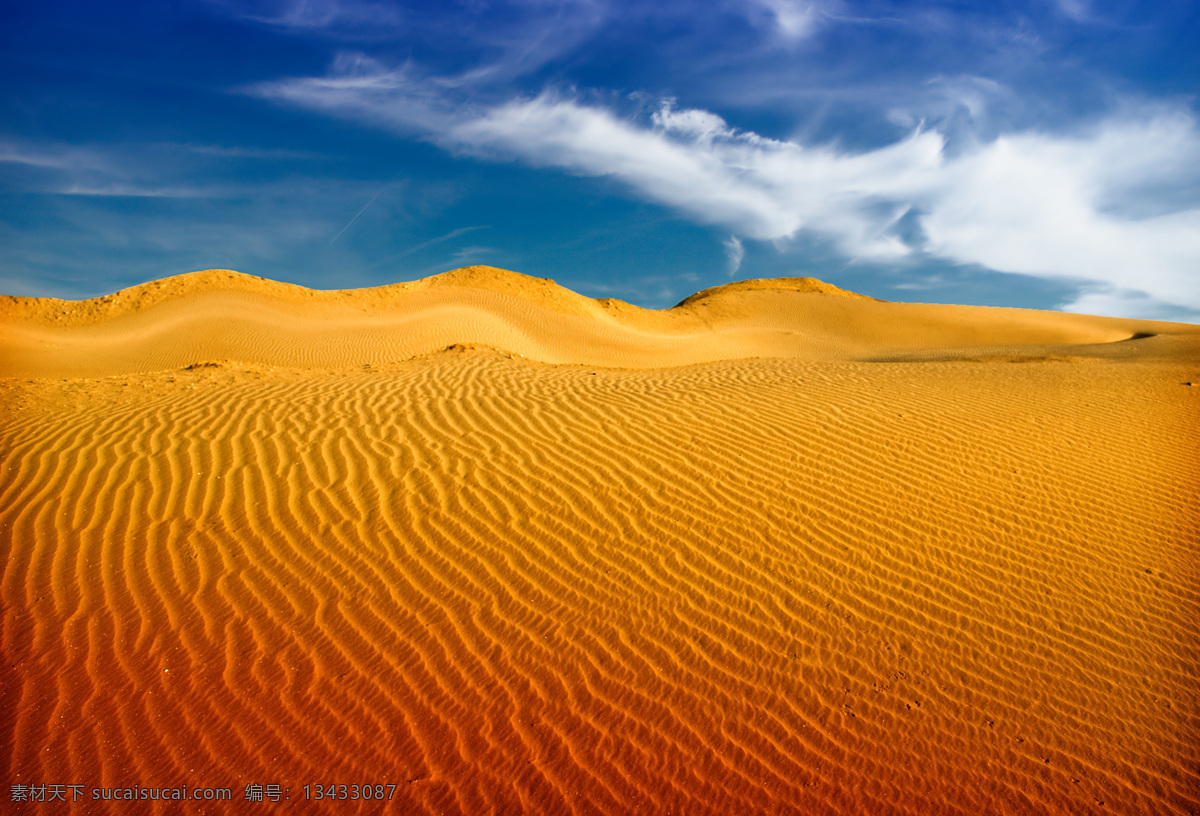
1, 267, 1197, 814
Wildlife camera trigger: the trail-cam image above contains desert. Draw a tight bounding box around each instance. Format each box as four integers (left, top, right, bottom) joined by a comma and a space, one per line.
1, 266, 1197, 814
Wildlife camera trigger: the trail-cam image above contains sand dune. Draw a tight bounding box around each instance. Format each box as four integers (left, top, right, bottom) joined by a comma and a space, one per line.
0, 266, 1183, 379
2, 268, 1198, 814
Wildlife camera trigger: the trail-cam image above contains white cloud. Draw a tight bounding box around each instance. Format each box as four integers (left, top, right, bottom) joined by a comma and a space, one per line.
256, 53, 456, 134
58, 184, 218, 198
1061, 286, 1187, 321
255, 60, 1200, 317
184, 144, 319, 159
653, 102, 735, 143
204, 0, 405, 32
444, 96, 942, 260
724, 235, 745, 275
1055, 0, 1092, 23
450, 245, 502, 265
752, 0, 824, 39
0, 140, 257, 198
916, 118, 1200, 312
0, 143, 108, 171
208, 0, 609, 85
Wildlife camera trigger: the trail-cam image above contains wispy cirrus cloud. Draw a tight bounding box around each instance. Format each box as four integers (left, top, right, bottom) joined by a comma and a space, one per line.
205, 0, 610, 84
8, 1, 1195, 316
184, 144, 322, 159
1054, 0, 1093, 23
1, 141, 213, 198
751, 0, 827, 40
0, 138, 323, 199
201, 0, 406, 35
254, 56, 1200, 316
723, 235, 745, 275
0, 143, 111, 172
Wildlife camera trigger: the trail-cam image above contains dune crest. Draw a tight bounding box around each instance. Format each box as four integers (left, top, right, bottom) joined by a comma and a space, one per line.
674, 275, 876, 306
1, 267, 1195, 379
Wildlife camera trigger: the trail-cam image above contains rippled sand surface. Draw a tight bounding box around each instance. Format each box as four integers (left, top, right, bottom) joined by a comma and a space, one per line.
2, 267, 1198, 814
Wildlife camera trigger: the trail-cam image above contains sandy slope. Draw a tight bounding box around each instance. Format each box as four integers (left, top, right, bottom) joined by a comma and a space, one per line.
1, 267, 1198, 815
0, 266, 1178, 378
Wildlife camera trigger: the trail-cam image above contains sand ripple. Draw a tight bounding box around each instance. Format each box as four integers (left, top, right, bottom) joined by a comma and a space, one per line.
3, 347, 1197, 815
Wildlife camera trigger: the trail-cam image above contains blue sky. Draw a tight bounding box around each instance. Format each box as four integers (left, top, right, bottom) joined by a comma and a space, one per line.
2, 0, 1198, 319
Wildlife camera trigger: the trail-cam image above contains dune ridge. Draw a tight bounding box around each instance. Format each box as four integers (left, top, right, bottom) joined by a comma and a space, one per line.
2, 268, 1198, 814
2, 266, 1194, 379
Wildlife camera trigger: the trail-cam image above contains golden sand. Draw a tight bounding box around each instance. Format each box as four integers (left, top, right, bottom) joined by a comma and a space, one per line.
1, 267, 1197, 814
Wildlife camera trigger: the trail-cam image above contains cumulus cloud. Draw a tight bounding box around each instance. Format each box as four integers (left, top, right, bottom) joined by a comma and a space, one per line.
255, 59, 1200, 316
